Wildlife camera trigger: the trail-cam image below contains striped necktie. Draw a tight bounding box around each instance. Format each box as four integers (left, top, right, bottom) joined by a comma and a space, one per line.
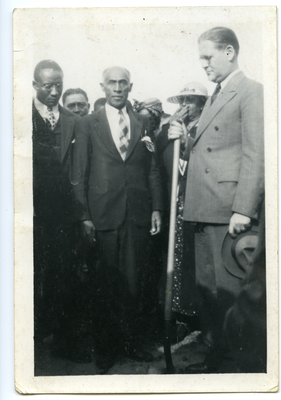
46, 106, 57, 130
119, 110, 129, 160
210, 83, 221, 105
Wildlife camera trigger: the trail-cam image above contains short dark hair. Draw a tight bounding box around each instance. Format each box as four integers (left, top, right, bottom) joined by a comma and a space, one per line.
62, 88, 89, 105
33, 60, 63, 82
199, 27, 240, 55
93, 97, 107, 111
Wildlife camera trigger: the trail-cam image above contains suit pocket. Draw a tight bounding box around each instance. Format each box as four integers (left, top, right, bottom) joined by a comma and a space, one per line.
217, 169, 240, 183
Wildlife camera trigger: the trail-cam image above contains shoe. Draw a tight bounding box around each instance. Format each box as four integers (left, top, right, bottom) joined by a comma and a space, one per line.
185, 362, 218, 374
128, 348, 153, 362
96, 355, 115, 371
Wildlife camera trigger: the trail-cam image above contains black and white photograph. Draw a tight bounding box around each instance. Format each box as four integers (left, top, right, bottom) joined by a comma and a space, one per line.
12, 6, 277, 394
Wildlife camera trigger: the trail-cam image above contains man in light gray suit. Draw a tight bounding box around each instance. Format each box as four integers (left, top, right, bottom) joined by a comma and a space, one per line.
168, 27, 264, 373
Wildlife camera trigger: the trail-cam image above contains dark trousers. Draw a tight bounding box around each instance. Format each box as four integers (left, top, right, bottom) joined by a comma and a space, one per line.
34, 217, 76, 340
194, 224, 242, 367
93, 214, 150, 355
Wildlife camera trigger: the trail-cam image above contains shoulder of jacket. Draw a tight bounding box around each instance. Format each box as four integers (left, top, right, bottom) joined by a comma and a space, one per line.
238, 74, 263, 91
130, 110, 148, 125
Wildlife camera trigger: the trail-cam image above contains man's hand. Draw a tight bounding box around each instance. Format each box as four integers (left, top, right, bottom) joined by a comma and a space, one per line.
169, 105, 189, 124
168, 120, 188, 145
81, 220, 96, 244
150, 211, 162, 235
229, 213, 251, 238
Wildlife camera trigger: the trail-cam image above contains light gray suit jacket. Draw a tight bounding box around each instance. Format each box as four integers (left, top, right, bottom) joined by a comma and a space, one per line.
183, 71, 264, 224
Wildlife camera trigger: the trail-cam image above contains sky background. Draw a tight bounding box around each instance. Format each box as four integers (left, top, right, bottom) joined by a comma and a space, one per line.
29, 9, 264, 115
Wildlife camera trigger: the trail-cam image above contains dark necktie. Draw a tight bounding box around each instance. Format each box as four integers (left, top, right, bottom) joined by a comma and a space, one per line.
118, 110, 129, 160
211, 83, 221, 105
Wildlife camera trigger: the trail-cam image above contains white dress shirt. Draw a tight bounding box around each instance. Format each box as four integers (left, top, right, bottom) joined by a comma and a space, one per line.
105, 103, 131, 156
34, 97, 60, 123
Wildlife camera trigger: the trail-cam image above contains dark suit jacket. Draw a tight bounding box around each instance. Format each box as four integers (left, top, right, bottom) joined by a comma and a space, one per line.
32, 102, 80, 221
72, 106, 163, 230
184, 71, 264, 223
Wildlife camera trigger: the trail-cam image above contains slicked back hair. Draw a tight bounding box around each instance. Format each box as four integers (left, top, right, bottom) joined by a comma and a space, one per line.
34, 60, 63, 82
102, 66, 131, 83
198, 27, 240, 56
62, 88, 89, 105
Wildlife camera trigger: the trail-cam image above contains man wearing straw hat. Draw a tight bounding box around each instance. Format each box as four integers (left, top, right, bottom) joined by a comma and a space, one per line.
168, 27, 264, 373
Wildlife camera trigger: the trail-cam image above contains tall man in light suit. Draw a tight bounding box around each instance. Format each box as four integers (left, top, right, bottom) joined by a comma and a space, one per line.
168, 27, 264, 373
72, 66, 163, 369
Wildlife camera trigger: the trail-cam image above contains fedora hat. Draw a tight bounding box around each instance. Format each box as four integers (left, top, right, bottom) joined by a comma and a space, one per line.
167, 82, 208, 104
221, 223, 259, 280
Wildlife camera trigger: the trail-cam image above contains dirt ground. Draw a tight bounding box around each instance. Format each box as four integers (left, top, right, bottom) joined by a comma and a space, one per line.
35, 330, 209, 376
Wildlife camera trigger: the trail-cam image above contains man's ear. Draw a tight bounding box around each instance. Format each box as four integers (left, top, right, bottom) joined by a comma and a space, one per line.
32, 80, 39, 91
100, 83, 105, 92
225, 45, 235, 61
129, 83, 133, 92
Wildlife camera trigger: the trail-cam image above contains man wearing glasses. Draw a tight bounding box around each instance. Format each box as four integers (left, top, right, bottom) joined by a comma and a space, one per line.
62, 88, 90, 117
32, 60, 88, 365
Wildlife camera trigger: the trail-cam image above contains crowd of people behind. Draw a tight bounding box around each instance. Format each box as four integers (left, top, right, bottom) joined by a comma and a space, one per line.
33, 26, 266, 374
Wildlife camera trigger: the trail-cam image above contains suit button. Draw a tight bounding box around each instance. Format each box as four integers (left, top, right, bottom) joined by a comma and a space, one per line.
207, 147, 212, 152
205, 168, 210, 173
214, 126, 219, 131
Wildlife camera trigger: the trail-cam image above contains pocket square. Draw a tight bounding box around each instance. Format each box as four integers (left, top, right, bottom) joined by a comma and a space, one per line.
141, 136, 155, 152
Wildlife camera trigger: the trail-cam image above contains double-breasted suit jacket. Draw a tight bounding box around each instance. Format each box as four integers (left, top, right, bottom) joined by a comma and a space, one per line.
183, 71, 264, 224
72, 106, 163, 230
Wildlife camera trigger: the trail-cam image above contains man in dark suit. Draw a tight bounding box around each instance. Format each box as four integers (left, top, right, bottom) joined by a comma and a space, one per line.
32, 60, 88, 364
168, 27, 264, 373
72, 66, 163, 369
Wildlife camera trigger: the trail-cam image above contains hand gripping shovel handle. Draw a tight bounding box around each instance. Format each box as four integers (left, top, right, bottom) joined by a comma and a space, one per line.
164, 134, 181, 373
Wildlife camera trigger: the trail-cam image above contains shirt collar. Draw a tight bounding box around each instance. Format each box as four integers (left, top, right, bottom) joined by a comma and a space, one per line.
105, 102, 128, 118
34, 97, 59, 116
220, 68, 240, 90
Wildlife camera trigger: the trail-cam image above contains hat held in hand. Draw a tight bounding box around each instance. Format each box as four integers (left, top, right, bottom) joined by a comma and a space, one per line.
222, 223, 259, 280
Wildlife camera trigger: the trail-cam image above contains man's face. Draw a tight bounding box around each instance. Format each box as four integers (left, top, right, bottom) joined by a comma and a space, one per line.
198, 40, 231, 84
100, 67, 133, 110
33, 68, 63, 107
64, 93, 90, 117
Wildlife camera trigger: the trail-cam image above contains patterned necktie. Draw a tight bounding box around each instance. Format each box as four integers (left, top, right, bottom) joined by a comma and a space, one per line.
211, 83, 221, 105
119, 110, 129, 160
46, 106, 57, 130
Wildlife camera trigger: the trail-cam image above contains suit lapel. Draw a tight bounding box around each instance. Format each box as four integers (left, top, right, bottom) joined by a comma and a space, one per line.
194, 71, 246, 144
125, 109, 143, 160
60, 105, 75, 163
94, 107, 122, 159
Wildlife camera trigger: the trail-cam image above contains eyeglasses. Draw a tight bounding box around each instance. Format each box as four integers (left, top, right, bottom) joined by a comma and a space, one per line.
34, 81, 63, 91
66, 102, 88, 110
